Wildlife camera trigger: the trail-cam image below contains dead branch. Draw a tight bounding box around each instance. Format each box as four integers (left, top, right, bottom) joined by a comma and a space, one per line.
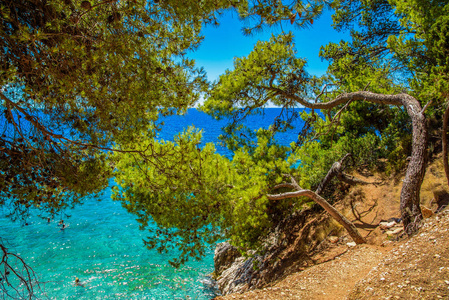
0, 240, 43, 299
315, 153, 352, 195
267, 188, 366, 244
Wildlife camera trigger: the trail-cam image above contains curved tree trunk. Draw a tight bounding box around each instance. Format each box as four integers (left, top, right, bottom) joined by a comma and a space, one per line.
443, 103, 449, 187
399, 95, 427, 234
268, 90, 427, 235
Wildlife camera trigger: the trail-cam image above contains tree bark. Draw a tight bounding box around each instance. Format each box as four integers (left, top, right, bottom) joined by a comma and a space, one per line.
267, 90, 427, 235
269, 165, 367, 244
315, 153, 352, 195
443, 102, 449, 187
267, 189, 366, 244
399, 94, 427, 234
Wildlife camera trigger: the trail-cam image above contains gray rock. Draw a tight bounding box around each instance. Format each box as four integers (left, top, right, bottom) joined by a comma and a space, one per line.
214, 242, 241, 277
213, 242, 266, 295
216, 252, 266, 295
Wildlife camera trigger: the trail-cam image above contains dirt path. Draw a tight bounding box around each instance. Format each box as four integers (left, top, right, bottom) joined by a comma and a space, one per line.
216, 209, 449, 300
215, 244, 387, 300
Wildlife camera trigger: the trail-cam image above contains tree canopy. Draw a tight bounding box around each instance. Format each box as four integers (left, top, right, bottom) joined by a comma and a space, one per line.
0, 0, 224, 221
115, 0, 449, 265
2, 0, 449, 292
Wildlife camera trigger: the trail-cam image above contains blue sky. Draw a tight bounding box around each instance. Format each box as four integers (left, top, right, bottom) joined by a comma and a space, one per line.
189, 8, 351, 83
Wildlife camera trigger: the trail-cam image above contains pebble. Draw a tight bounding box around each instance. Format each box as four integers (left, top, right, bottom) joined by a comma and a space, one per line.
328, 236, 339, 243
380, 221, 397, 229
386, 228, 403, 236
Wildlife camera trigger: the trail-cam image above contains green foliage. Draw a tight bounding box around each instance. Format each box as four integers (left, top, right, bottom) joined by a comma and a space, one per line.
203, 33, 308, 116
112, 127, 295, 264
0, 0, 235, 220
391, 0, 449, 99
4, 0, 449, 270
113, 128, 230, 266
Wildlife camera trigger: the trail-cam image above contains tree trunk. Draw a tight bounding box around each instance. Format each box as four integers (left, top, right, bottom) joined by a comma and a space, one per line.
267, 189, 366, 244
443, 102, 449, 187
271, 91, 427, 235
399, 94, 426, 235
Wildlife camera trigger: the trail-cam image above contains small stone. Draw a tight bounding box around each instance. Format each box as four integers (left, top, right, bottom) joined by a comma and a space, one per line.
445, 280, 449, 285
328, 236, 339, 243
380, 277, 386, 281
347, 242, 357, 247
386, 227, 404, 236
435, 254, 441, 259
405, 280, 410, 284
380, 221, 396, 230
420, 205, 434, 219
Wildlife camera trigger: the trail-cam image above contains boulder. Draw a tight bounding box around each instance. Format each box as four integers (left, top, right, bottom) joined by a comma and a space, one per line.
216, 256, 259, 295
214, 242, 241, 278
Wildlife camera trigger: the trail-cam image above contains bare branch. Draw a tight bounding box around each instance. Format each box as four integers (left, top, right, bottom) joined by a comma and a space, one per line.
0, 92, 145, 154
271, 183, 296, 191
267, 189, 366, 244
315, 153, 352, 195
1, 240, 44, 299
421, 100, 433, 114
283, 173, 301, 190
314, 83, 334, 102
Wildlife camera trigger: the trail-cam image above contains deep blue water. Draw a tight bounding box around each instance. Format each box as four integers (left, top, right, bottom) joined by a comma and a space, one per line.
0, 108, 304, 299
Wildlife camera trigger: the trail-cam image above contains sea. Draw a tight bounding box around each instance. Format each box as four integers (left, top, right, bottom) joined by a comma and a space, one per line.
0, 108, 305, 299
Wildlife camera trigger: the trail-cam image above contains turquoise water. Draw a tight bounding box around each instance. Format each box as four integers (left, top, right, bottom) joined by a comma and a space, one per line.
0, 187, 217, 299
1, 108, 306, 299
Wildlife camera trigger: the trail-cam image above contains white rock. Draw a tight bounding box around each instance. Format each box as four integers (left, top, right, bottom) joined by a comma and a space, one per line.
380, 221, 396, 229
